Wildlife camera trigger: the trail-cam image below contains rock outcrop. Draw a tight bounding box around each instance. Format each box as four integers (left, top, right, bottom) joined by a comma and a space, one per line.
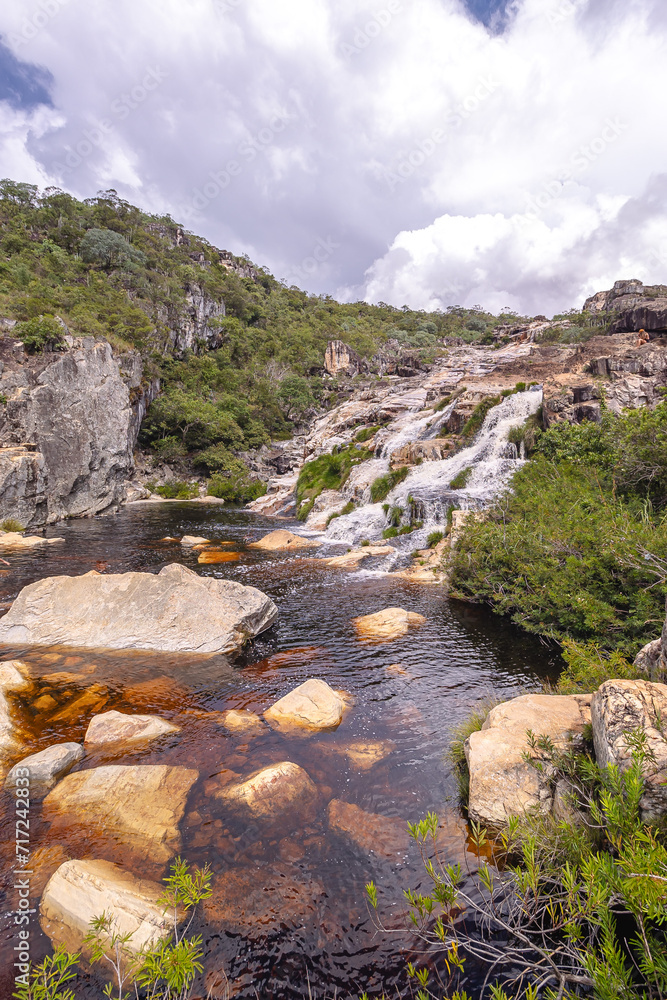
465, 694, 592, 828
40, 859, 177, 961
42, 764, 198, 863
5, 742, 84, 797
0, 337, 149, 526
264, 679, 345, 735
584, 279, 667, 333
591, 679, 667, 822
324, 340, 363, 377
0, 563, 277, 654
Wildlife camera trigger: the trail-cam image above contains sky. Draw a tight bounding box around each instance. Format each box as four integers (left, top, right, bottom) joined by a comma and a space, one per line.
0, 0, 666, 317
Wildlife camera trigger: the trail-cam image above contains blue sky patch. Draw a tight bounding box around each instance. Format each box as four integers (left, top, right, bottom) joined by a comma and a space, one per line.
0, 40, 53, 110
463, 0, 514, 30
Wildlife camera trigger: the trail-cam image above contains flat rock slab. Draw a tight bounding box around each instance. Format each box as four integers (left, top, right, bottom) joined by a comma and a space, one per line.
42, 764, 198, 863
0, 532, 65, 549
327, 799, 409, 860
40, 859, 176, 960
465, 693, 592, 828
5, 742, 84, 797
84, 710, 180, 747
180, 535, 210, 547
203, 863, 325, 936
0, 562, 277, 654
212, 761, 318, 825
353, 607, 426, 641
592, 679, 667, 822
264, 678, 344, 735
197, 550, 239, 564
249, 529, 320, 551
326, 546, 394, 570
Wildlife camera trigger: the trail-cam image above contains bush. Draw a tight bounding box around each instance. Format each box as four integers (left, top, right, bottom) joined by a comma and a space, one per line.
153, 480, 199, 500
382, 526, 399, 538
461, 395, 501, 439
296, 444, 372, 507
207, 454, 265, 502
0, 518, 24, 532
449, 465, 472, 489
13, 314, 64, 353
355, 424, 380, 443
373, 732, 667, 1000
427, 530, 444, 547
370, 466, 409, 503
79, 227, 146, 269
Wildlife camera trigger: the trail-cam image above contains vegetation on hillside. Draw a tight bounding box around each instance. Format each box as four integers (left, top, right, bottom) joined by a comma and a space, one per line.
0, 178, 527, 497
450, 404, 667, 658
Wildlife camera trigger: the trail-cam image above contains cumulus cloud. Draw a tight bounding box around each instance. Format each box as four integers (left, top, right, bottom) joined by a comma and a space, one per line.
0, 0, 665, 314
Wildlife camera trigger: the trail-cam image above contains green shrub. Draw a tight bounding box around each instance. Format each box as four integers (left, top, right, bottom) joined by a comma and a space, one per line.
361, 539, 370, 546
461, 395, 501, 439
382, 527, 399, 539
207, 460, 265, 503
0, 518, 24, 532
355, 424, 380, 443
79, 227, 146, 270
507, 411, 543, 454
427, 530, 444, 547
152, 435, 187, 461
296, 444, 371, 508
449, 466, 473, 490
370, 466, 409, 503
296, 498, 315, 521
14, 314, 64, 353
154, 480, 199, 500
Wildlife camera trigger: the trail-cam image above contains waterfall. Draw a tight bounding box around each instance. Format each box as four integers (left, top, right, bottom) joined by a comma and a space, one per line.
323, 388, 542, 545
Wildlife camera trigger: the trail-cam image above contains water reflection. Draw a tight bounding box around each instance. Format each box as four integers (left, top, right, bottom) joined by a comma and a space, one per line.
0, 504, 562, 998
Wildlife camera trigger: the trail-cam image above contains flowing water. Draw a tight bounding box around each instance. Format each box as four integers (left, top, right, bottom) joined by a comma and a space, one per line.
0, 504, 563, 998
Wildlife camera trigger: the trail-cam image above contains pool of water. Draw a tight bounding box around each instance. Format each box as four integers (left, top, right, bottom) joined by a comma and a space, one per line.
0, 503, 563, 998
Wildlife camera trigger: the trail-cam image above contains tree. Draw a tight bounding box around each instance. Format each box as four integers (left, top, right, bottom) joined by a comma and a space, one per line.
79, 228, 146, 270
277, 374, 313, 421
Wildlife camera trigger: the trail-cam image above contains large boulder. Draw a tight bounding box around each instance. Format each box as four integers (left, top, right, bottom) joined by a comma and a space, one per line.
0, 532, 65, 550
40, 859, 176, 961
42, 764, 198, 863
327, 799, 409, 860
84, 710, 179, 748
5, 742, 84, 797
591, 679, 667, 822
465, 694, 592, 828
0, 563, 277, 653
212, 761, 318, 825
248, 529, 319, 551
264, 679, 344, 735
353, 607, 426, 641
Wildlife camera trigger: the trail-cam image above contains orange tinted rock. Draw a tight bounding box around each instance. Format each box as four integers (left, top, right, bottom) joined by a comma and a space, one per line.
123, 676, 192, 711
49, 684, 108, 722
248, 530, 319, 551
198, 550, 240, 564
327, 799, 409, 860
353, 607, 426, 642
212, 761, 318, 825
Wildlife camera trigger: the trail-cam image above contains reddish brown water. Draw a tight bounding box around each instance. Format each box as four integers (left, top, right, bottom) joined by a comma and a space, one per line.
0, 504, 562, 998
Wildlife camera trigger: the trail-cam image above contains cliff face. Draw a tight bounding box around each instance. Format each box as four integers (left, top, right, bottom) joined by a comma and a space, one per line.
0, 337, 148, 526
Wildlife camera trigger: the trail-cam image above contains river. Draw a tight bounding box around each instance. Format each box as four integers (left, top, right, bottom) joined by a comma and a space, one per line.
0, 502, 563, 998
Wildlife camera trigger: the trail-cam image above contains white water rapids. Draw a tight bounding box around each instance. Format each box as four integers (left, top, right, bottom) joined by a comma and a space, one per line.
324, 387, 543, 550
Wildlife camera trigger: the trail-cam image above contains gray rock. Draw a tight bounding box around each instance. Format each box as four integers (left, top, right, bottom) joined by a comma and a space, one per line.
0, 339, 145, 526
0, 562, 277, 654
84, 710, 179, 747
5, 742, 84, 797
591, 679, 667, 822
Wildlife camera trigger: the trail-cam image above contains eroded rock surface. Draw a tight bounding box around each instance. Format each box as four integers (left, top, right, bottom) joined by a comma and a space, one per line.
591, 679, 667, 822
465, 694, 592, 828
264, 678, 345, 735
0, 563, 277, 653
40, 859, 176, 960
43, 764, 198, 863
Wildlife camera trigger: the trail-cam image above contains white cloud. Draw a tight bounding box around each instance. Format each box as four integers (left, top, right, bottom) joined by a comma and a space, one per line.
0, 0, 665, 314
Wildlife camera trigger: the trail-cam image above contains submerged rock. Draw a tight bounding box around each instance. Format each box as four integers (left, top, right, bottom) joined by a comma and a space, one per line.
264, 678, 345, 735
326, 545, 395, 570
5, 742, 84, 797
197, 549, 240, 564
203, 863, 325, 936
216, 708, 266, 737
327, 799, 409, 860
40, 859, 176, 961
465, 694, 592, 828
353, 607, 426, 641
249, 529, 320, 551
320, 739, 394, 771
0, 563, 277, 653
212, 761, 318, 825
43, 764, 198, 863
84, 710, 180, 748
592, 679, 667, 822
